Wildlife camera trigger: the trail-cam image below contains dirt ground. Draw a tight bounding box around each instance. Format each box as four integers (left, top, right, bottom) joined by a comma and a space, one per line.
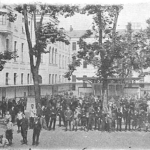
1, 121, 150, 150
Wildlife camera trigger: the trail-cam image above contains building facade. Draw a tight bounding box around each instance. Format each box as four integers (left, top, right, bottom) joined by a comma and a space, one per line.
0, 5, 33, 86
67, 29, 97, 82
0, 5, 72, 100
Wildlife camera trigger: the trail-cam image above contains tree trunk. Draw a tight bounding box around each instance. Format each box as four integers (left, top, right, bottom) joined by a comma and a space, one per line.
102, 78, 108, 110
32, 69, 40, 108
23, 5, 42, 109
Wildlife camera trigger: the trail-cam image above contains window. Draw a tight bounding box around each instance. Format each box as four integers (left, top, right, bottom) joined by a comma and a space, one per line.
14, 73, 17, 85
21, 43, 24, 62
14, 41, 17, 61
49, 74, 51, 84
72, 75, 76, 82
62, 75, 63, 83
72, 42, 76, 51
55, 49, 57, 64
52, 74, 54, 84
59, 54, 61, 68
72, 84, 76, 91
83, 75, 87, 87
6, 73, 9, 85
55, 74, 57, 83
6, 39, 9, 51
27, 74, 30, 84
83, 61, 87, 68
49, 47, 51, 64
83, 82, 87, 88
52, 48, 54, 64
59, 75, 61, 83
0, 15, 6, 25
65, 56, 67, 68
62, 55, 64, 68
21, 73, 23, 84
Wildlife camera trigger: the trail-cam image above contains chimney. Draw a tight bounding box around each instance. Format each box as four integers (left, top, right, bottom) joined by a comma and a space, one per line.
70, 25, 73, 31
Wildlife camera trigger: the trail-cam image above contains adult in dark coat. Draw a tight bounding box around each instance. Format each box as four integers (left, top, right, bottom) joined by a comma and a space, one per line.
87, 105, 95, 131
81, 108, 87, 130
21, 114, 28, 144
95, 107, 102, 130
45, 106, 51, 128
57, 106, 65, 127
9, 106, 16, 124
64, 107, 73, 131
117, 108, 122, 131
125, 108, 132, 131
32, 116, 42, 146
49, 106, 57, 130
1, 101, 7, 118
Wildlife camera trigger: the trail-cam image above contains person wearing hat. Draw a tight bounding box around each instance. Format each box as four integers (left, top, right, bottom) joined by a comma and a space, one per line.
117, 108, 122, 131
49, 106, 57, 130
87, 105, 95, 131
72, 107, 80, 131
57, 106, 65, 127
16, 110, 23, 133
4, 111, 12, 124
20, 113, 28, 144
32, 116, 42, 146
81, 107, 87, 131
125, 107, 132, 131
29, 104, 36, 129
64, 106, 73, 131
95, 107, 102, 131
9, 106, 16, 124
5, 119, 13, 145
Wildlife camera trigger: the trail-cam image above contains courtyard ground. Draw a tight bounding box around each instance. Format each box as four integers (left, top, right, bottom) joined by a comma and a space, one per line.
1, 118, 150, 150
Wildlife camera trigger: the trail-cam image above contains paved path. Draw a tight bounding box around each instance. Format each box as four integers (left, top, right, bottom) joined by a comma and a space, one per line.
1, 119, 150, 150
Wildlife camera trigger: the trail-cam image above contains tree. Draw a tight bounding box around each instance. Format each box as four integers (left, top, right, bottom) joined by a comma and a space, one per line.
65, 5, 123, 104
14, 3, 78, 109
118, 20, 150, 80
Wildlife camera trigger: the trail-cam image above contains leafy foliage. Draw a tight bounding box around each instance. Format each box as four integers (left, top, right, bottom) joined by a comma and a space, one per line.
14, 3, 79, 70
13, 3, 79, 104
0, 51, 16, 71
65, 5, 150, 85
7, 12, 17, 22
65, 4, 123, 82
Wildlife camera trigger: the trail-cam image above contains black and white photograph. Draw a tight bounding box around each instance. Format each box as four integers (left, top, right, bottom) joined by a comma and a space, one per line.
1, 0, 150, 149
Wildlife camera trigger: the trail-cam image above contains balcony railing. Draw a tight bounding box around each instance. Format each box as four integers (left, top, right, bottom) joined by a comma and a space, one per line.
0, 13, 12, 34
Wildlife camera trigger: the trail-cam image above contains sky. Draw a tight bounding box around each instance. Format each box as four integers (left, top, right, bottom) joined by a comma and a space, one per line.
59, 2, 150, 31
1, 0, 150, 30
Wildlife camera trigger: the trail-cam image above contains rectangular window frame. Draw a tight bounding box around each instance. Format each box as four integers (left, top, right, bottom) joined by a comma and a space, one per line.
72, 42, 76, 51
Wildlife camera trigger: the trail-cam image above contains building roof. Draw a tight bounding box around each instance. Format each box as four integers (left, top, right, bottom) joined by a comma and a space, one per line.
76, 77, 141, 81
67, 30, 95, 38
117, 29, 141, 35
67, 29, 142, 38
66, 30, 87, 38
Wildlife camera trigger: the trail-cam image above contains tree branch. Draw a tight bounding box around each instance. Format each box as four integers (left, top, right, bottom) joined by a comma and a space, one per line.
23, 5, 35, 72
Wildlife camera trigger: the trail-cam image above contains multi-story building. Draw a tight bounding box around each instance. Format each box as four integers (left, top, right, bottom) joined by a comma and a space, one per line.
67, 24, 150, 97
0, 5, 72, 100
67, 27, 97, 82
0, 5, 33, 99
67, 27, 97, 96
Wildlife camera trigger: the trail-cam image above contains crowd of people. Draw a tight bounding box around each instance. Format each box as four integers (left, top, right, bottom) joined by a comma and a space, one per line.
0, 92, 150, 147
